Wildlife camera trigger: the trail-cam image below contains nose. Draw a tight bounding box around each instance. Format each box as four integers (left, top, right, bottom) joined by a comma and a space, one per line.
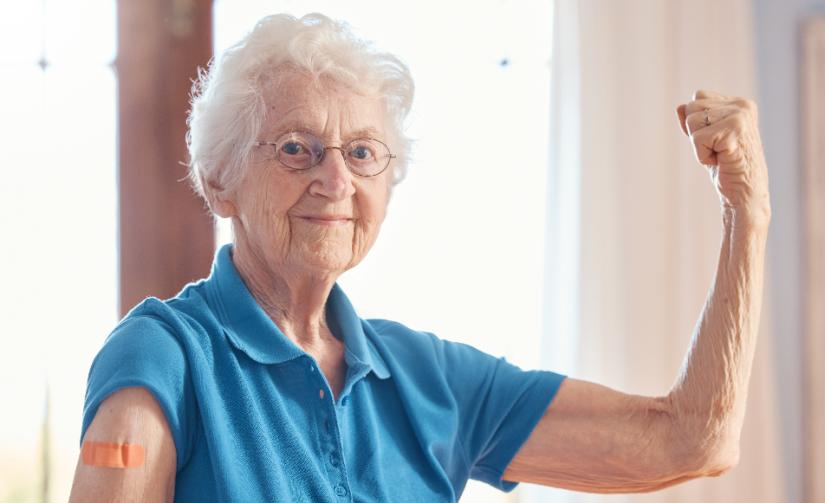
308, 147, 356, 201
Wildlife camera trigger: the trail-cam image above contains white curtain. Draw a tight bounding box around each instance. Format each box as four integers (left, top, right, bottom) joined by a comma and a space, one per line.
531, 1, 786, 502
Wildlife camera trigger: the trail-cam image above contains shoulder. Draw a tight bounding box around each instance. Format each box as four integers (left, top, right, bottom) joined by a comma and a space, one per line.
363, 318, 494, 370
364, 318, 441, 356
128, 281, 215, 334
89, 289, 218, 401
104, 281, 220, 355
97, 301, 190, 366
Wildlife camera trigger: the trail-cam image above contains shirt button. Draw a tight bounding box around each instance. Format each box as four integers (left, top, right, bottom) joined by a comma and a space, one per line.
309, 364, 315, 372
334, 483, 349, 497
329, 452, 339, 467
319, 389, 325, 399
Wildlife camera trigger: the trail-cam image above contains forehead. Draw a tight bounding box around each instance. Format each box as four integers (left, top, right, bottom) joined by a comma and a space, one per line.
261, 70, 387, 139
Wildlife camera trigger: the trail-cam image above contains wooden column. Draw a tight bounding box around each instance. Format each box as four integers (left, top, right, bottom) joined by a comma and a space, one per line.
803, 16, 825, 503
116, 0, 215, 316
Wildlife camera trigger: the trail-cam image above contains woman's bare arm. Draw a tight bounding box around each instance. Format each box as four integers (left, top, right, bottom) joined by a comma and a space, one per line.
503, 90, 771, 492
504, 210, 767, 492
69, 387, 177, 502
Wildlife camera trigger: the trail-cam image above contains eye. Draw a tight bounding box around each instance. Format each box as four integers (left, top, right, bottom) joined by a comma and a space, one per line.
274, 133, 320, 170
280, 141, 305, 156
348, 143, 376, 161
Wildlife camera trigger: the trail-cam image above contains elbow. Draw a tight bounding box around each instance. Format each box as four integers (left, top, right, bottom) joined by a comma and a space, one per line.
660, 394, 741, 480
682, 434, 740, 479
701, 438, 740, 477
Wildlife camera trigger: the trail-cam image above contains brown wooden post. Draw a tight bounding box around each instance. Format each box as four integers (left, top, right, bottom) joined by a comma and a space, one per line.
116, 0, 215, 316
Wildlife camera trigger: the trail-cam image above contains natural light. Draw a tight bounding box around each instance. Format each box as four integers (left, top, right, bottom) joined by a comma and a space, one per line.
0, 1, 117, 501
0, 1, 554, 501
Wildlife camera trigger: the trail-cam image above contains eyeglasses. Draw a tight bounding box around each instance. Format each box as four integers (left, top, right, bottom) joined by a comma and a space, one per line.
252, 131, 396, 177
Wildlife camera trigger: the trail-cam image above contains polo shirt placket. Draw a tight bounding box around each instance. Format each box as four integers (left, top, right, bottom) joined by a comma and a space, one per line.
307, 356, 352, 500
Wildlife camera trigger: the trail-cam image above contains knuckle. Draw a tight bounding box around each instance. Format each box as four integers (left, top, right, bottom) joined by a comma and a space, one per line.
729, 111, 748, 129
735, 97, 758, 115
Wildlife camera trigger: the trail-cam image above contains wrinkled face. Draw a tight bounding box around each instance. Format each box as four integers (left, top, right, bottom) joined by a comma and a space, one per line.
222, 70, 393, 277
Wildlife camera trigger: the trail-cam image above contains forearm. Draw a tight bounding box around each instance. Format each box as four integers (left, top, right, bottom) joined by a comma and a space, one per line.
666, 206, 770, 469
505, 206, 770, 491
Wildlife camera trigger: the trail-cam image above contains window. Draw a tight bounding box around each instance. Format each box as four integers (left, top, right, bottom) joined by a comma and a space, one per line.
0, 1, 117, 501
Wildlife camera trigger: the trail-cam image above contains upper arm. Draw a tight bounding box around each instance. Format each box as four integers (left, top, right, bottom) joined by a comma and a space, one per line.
430, 336, 566, 490
69, 387, 177, 503
502, 378, 733, 493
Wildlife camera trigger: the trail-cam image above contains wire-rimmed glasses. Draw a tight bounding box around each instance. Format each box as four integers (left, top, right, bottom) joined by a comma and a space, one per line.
252, 131, 396, 177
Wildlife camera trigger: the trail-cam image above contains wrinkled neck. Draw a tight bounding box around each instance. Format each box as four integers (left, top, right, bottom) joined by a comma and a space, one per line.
230, 239, 340, 349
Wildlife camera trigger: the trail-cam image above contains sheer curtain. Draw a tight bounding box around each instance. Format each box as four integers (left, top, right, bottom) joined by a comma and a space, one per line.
533, 1, 786, 502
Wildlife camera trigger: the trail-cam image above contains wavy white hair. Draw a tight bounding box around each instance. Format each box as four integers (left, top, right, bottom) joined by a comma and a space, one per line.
186, 13, 415, 203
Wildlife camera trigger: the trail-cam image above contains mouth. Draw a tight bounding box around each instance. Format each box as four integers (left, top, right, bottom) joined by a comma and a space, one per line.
296, 215, 354, 226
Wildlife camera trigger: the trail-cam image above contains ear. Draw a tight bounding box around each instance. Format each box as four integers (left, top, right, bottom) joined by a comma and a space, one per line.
203, 178, 238, 219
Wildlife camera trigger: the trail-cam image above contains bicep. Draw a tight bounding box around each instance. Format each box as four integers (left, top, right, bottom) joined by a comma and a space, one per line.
502, 378, 706, 493
69, 387, 177, 503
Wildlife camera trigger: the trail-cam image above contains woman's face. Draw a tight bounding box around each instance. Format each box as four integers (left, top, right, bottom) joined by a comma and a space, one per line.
220, 70, 393, 278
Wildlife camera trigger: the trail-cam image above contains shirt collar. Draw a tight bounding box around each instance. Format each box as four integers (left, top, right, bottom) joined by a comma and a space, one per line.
207, 244, 390, 379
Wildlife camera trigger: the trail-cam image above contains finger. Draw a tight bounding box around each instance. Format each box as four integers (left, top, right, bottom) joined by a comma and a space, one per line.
676, 104, 688, 135
689, 114, 741, 166
684, 98, 730, 117
692, 123, 720, 166
693, 89, 728, 101
684, 105, 739, 136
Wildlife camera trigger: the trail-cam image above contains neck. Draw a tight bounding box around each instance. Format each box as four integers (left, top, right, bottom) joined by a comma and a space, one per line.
230, 240, 340, 350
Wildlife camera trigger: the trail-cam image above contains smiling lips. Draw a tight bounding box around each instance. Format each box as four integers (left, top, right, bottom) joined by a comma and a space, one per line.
297, 215, 354, 226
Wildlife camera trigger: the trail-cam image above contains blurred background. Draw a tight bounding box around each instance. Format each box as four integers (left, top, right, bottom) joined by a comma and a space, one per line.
0, 0, 822, 502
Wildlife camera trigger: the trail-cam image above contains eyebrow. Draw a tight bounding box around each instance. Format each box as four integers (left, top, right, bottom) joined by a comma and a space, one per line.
269, 123, 384, 141
345, 127, 383, 140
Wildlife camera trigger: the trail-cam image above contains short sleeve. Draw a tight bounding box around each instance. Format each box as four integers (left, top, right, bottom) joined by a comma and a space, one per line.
81, 315, 196, 471
439, 339, 566, 491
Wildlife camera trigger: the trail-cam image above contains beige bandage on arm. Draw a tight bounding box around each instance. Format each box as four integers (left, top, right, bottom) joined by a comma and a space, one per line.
81, 441, 146, 469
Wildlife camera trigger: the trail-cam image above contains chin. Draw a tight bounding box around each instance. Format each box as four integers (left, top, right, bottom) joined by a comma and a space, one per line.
295, 245, 355, 274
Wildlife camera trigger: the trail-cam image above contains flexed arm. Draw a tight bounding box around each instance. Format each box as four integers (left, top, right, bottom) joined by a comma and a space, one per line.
502, 90, 771, 493
667, 88, 771, 468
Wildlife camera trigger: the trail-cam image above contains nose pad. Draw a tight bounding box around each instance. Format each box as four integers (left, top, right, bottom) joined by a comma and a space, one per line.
308, 147, 355, 200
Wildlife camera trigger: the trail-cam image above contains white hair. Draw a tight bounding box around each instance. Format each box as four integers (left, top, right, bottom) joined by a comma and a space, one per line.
186, 13, 415, 202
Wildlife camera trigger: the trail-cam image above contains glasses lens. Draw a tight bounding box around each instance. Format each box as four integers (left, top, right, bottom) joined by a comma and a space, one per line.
275, 132, 322, 170
345, 139, 389, 176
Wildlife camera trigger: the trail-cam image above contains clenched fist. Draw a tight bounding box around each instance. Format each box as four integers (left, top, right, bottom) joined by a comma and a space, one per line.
677, 90, 771, 226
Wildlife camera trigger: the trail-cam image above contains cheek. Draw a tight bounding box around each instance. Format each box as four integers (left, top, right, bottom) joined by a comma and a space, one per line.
355, 190, 389, 241
239, 176, 301, 240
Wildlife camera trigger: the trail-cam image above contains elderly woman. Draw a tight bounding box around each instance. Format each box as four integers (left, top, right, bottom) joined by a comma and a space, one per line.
70, 13, 771, 503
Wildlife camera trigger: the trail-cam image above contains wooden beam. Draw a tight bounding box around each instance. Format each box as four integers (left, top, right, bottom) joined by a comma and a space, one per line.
116, 0, 214, 316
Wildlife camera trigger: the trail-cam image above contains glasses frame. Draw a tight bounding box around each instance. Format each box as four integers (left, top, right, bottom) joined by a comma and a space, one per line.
251, 132, 397, 178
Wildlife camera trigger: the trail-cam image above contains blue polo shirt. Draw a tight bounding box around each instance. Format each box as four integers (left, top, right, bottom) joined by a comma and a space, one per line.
81, 244, 566, 502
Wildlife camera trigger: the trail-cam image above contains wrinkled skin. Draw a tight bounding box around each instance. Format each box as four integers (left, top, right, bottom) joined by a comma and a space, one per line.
503, 90, 770, 492
207, 70, 396, 397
